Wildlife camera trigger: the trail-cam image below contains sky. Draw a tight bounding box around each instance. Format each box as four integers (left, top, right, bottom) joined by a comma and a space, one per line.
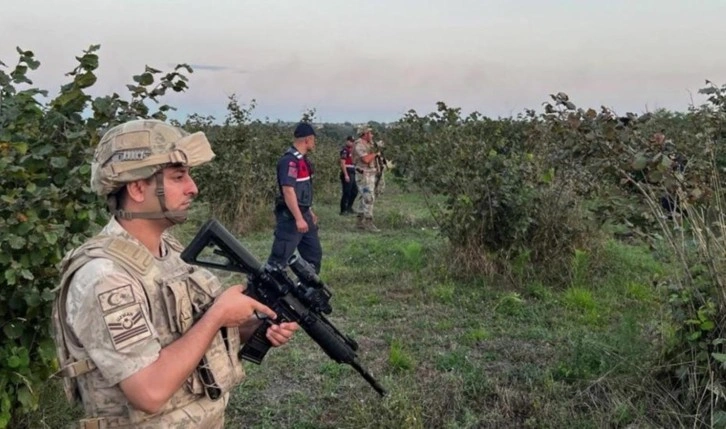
2, 0, 726, 123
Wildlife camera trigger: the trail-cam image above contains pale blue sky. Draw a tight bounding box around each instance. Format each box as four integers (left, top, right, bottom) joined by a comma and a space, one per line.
2, 0, 725, 122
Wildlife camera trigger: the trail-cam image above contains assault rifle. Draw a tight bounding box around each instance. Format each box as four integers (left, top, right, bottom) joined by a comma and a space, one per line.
372, 140, 387, 195
373, 140, 387, 174
180, 219, 387, 397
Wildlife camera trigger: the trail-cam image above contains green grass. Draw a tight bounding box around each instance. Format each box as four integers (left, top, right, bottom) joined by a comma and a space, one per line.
33, 181, 672, 428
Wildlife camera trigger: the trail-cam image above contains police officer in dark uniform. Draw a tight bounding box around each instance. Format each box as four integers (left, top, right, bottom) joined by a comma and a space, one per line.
267, 122, 323, 273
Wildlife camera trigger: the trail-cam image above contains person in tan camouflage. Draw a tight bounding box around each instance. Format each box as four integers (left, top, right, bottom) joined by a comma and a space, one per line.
51, 119, 299, 429
354, 125, 381, 232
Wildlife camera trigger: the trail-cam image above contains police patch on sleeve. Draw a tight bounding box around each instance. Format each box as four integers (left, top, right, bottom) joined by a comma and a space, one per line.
98, 285, 135, 312
103, 303, 152, 350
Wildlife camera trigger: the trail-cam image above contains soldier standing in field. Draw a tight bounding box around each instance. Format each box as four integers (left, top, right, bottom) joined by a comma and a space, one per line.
354, 125, 382, 232
339, 135, 358, 215
51, 119, 298, 429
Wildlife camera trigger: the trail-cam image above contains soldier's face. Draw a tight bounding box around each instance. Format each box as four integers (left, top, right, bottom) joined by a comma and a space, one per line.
160, 165, 198, 211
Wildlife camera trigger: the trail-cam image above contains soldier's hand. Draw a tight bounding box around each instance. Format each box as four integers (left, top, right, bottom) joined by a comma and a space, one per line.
266, 322, 299, 347
296, 218, 309, 233
210, 285, 276, 328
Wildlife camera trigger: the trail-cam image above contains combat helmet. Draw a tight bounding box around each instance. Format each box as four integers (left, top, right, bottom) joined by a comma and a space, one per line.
91, 119, 215, 224
357, 124, 372, 137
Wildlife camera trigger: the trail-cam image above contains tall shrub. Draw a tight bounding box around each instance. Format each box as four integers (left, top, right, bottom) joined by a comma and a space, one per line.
647, 82, 726, 427
388, 102, 593, 281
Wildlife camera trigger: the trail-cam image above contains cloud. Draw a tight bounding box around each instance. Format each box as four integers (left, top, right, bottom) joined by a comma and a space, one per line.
181, 64, 250, 74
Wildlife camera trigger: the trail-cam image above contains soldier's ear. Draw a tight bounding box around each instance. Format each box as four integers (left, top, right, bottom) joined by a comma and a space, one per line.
125, 179, 149, 203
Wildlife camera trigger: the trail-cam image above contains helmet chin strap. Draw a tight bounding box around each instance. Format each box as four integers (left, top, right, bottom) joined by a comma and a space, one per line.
112, 171, 189, 224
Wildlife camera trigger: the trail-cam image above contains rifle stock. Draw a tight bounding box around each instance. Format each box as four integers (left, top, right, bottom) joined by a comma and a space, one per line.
181, 219, 387, 397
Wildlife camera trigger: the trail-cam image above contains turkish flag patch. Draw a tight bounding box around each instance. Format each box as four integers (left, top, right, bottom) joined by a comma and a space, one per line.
287, 161, 298, 178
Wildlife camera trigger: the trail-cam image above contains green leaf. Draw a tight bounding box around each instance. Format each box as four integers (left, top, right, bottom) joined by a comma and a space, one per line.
7, 234, 26, 249
176, 63, 193, 73
648, 170, 663, 183
25, 56, 41, 70
133, 72, 154, 86
630, 154, 648, 171
50, 157, 68, 168
41, 288, 56, 302
75, 72, 97, 89
9, 347, 31, 369
3, 322, 24, 339
79, 53, 99, 70
19, 269, 34, 281
24, 291, 40, 307
6, 354, 22, 368
16, 222, 32, 236
35, 339, 57, 366
700, 320, 715, 331
14, 142, 29, 155
52, 88, 87, 109
0, 408, 9, 428
16, 386, 35, 411
541, 167, 555, 184
4, 269, 16, 286
43, 231, 58, 245
712, 353, 726, 363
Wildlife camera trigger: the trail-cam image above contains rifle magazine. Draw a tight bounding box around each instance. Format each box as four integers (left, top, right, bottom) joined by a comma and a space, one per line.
238, 323, 272, 364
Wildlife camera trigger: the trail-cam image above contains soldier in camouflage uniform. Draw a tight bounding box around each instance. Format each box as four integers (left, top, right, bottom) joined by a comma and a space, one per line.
354, 125, 381, 232
51, 120, 299, 429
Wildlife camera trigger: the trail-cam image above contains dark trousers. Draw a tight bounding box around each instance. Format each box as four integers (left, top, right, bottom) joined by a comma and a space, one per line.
268, 209, 322, 273
340, 169, 358, 214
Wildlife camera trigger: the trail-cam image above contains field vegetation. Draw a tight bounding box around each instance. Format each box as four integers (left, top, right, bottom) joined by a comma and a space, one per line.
3, 47, 726, 428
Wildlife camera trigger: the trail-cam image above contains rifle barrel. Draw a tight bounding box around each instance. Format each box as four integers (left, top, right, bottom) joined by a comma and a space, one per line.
351, 359, 387, 397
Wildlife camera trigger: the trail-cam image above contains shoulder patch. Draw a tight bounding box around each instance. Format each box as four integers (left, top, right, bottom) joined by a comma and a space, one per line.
104, 303, 152, 350
98, 285, 136, 312
105, 238, 153, 275
287, 161, 298, 178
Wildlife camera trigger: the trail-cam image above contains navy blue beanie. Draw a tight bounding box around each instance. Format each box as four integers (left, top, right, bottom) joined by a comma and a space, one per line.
294, 122, 316, 138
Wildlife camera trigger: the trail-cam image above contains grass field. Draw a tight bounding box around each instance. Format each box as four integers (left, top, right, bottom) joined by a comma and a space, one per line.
29, 182, 669, 428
